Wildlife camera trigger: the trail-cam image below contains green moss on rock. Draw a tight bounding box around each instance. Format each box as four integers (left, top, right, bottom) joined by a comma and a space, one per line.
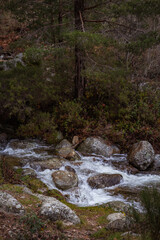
22, 175, 48, 193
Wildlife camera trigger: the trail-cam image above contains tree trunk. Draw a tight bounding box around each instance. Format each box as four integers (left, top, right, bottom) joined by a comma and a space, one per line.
58, 0, 63, 43
74, 0, 86, 99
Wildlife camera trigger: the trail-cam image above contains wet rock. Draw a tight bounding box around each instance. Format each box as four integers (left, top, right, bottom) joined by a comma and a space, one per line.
52, 170, 78, 190
56, 139, 80, 160
108, 186, 140, 201
0, 154, 23, 168
56, 139, 72, 149
7, 139, 37, 150
65, 166, 76, 173
152, 154, 160, 170
87, 173, 123, 189
56, 139, 80, 161
58, 147, 80, 160
33, 147, 56, 156
30, 157, 63, 170
40, 195, 80, 224
112, 145, 121, 154
72, 136, 79, 146
77, 137, 118, 157
105, 201, 130, 213
0, 191, 25, 215
128, 141, 155, 170
80, 168, 96, 175
23, 168, 36, 177
112, 161, 139, 174
72, 162, 83, 166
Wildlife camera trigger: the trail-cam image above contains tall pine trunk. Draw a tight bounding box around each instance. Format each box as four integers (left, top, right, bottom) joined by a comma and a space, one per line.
58, 0, 63, 43
74, 0, 86, 99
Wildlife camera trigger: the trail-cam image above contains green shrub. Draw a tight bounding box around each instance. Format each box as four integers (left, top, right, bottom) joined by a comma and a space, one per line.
57, 100, 88, 136
132, 187, 160, 240
24, 47, 43, 65
20, 213, 44, 234
17, 111, 59, 143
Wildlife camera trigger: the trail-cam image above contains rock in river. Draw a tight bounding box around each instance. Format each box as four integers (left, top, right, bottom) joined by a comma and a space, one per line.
128, 141, 155, 170
52, 170, 78, 190
30, 157, 63, 170
87, 173, 123, 189
56, 139, 80, 160
77, 137, 119, 157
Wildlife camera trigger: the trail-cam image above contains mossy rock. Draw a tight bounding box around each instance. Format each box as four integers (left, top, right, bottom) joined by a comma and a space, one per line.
0, 155, 23, 184
22, 175, 48, 193
45, 189, 66, 202
0, 154, 23, 169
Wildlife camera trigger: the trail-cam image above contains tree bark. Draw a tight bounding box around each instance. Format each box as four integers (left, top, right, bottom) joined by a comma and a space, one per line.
58, 0, 63, 43
74, 0, 86, 99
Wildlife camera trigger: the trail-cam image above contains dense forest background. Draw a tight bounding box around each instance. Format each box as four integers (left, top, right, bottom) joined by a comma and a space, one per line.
1, 0, 160, 150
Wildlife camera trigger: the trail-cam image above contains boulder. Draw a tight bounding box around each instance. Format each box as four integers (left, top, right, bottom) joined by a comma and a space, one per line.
107, 212, 126, 222
105, 201, 130, 213
0, 154, 23, 168
52, 170, 78, 190
112, 161, 139, 174
77, 137, 119, 157
30, 157, 63, 170
65, 166, 76, 173
58, 147, 80, 160
128, 141, 155, 170
7, 139, 36, 150
87, 173, 123, 189
56, 139, 80, 160
56, 139, 72, 149
108, 186, 140, 201
72, 136, 79, 146
152, 154, 160, 170
40, 196, 80, 224
106, 212, 130, 231
0, 191, 25, 215
23, 168, 36, 177
21, 186, 80, 225
111, 145, 121, 154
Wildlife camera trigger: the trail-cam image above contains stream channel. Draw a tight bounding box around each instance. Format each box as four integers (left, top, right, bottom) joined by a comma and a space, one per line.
1, 139, 160, 208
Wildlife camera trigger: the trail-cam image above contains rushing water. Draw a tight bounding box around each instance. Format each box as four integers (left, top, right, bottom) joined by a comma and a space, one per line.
1, 139, 160, 207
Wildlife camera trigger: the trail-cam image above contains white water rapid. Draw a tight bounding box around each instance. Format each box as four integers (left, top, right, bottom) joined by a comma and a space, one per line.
1, 139, 160, 207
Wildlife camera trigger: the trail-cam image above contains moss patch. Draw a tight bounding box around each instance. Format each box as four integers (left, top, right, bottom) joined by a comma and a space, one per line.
18, 194, 41, 207
22, 175, 48, 193
0, 183, 23, 193
45, 189, 66, 202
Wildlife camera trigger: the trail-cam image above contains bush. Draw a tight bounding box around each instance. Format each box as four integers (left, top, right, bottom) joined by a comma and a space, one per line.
24, 47, 43, 65
57, 100, 88, 136
132, 187, 160, 240
17, 112, 59, 143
